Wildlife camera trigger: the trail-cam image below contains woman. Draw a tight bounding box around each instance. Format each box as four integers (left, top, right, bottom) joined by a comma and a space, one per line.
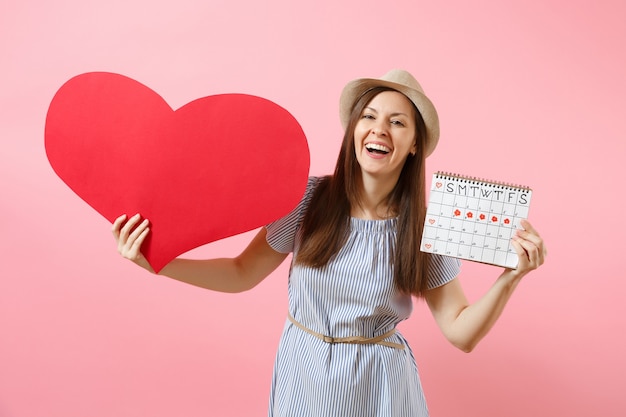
112, 69, 546, 416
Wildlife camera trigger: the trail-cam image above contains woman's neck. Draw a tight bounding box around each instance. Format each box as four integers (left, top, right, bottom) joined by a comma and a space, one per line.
351, 172, 399, 220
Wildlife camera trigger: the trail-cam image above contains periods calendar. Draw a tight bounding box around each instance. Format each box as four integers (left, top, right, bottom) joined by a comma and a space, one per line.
420, 172, 532, 268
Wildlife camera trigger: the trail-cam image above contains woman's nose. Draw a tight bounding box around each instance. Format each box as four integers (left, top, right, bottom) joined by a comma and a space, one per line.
371, 121, 388, 136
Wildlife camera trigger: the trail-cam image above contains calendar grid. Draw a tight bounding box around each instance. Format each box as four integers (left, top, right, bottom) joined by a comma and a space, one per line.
421, 172, 532, 269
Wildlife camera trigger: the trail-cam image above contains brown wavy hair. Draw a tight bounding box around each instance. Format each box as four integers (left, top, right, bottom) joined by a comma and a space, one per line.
294, 86, 431, 297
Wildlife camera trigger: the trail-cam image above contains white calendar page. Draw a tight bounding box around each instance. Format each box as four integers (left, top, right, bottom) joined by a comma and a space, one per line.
420, 172, 532, 268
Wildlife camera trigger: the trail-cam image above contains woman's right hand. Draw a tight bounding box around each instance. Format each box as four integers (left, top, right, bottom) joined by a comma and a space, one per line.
112, 214, 155, 273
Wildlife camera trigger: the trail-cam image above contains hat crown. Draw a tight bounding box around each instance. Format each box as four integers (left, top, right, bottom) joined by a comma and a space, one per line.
380, 69, 425, 94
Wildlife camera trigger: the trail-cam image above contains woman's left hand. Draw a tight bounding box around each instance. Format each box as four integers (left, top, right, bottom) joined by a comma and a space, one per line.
510, 219, 547, 276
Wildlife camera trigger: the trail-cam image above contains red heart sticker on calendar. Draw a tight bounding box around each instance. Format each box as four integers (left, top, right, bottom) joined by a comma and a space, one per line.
45, 72, 310, 272
428, 218, 435, 225
435, 182, 442, 188
425, 243, 432, 249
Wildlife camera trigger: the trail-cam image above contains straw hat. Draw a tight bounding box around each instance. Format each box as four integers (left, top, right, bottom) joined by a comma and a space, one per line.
339, 69, 440, 157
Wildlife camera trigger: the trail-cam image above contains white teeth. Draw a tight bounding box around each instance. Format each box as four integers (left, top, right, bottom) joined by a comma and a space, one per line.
365, 143, 391, 153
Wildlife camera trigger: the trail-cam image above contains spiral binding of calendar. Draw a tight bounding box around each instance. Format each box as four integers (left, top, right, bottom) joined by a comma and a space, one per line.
434, 171, 532, 192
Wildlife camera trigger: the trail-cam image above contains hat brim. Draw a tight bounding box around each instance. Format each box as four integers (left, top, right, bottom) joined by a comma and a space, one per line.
339, 78, 440, 157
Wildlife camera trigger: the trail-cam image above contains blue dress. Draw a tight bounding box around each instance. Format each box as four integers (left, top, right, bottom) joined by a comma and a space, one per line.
265, 177, 461, 416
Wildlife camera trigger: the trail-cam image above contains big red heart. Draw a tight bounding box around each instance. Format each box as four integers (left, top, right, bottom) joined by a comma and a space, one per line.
45, 72, 310, 272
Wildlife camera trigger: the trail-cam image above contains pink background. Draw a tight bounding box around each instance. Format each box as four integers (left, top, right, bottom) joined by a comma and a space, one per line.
1, 0, 624, 416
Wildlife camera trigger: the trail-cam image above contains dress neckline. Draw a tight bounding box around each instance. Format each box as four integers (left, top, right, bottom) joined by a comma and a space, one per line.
349, 216, 397, 232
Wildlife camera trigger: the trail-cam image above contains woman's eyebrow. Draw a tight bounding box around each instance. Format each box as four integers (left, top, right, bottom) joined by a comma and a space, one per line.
364, 107, 408, 118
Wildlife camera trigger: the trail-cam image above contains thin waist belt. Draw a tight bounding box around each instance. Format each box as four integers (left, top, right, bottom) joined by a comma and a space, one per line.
287, 313, 405, 350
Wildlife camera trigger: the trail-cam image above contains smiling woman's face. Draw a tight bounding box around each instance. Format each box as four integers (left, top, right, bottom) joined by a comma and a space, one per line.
353, 90, 417, 182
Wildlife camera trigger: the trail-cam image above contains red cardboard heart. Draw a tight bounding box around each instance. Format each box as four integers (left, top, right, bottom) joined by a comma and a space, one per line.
45, 72, 310, 272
